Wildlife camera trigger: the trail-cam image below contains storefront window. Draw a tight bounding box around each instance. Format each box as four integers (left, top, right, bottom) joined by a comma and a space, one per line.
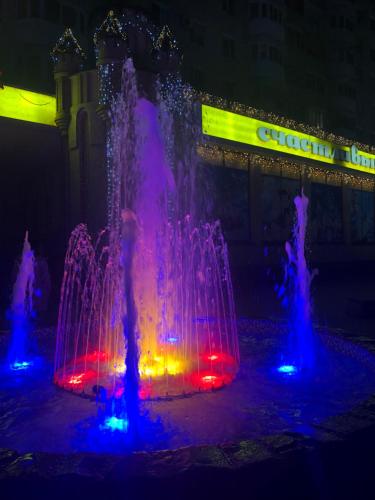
310, 183, 343, 243
262, 175, 300, 243
199, 164, 249, 241
351, 189, 375, 243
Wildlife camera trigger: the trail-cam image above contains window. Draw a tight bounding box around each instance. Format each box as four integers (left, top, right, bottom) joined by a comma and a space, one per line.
223, 81, 235, 98
311, 183, 343, 243
30, 0, 40, 17
180, 14, 190, 28
351, 189, 375, 243
371, 18, 375, 31
151, 3, 160, 24
62, 5, 76, 27
287, 27, 304, 50
151, 2, 167, 25
339, 48, 355, 64
191, 68, 205, 89
222, 36, 235, 58
331, 15, 354, 31
261, 3, 267, 17
190, 22, 205, 46
222, 0, 235, 15
260, 43, 267, 59
45, 0, 59, 23
286, 0, 304, 14
269, 46, 281, 63
249, 3, 259, 18
17, 0, 28, 18
338, 83, 356, 99
370, 49, 375, 62
251, 44, 258, 59
79, 12, 85, 33
308, 108, 324, 128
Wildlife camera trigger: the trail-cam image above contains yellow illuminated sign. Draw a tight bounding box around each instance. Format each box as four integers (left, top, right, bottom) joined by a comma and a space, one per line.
0, 86, 56, 126
202, 104, 375, 176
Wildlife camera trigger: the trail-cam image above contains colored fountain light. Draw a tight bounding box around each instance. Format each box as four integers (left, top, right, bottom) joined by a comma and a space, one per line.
54, 56, 239, 402
10, 361, 33, 371
277, 364, 298, 376
100, 416, 129, 433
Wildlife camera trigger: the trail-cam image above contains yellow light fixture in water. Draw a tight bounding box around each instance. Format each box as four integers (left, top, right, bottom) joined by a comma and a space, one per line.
0, 86, 56, 126
112, 355, 183, 378
139, 355, 183, 378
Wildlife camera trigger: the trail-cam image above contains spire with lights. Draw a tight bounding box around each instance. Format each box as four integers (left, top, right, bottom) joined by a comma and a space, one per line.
154, 25, 177, 52
94, 10, 127, 47
51, 28, 86, 65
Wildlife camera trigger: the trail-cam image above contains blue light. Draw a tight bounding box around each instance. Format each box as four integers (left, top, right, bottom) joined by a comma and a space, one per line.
277, 364, 298, 375
100, 416, 129, 433
166, 336, 178, 343
10, 361, 33, 371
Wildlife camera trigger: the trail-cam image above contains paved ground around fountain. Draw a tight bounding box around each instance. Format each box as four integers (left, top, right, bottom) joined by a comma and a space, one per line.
3, 319, 375, 500
1, 319, 375, 457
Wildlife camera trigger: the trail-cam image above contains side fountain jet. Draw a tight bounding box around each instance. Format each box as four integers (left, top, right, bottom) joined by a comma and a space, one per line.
277, 190, 318, 375
8, 231, 35, 371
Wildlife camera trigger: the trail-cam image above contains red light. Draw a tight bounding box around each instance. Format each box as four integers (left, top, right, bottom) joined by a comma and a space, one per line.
191, 370, 235, 391
203, 352, 236, 365
68, 373, 85, 385
65, 370, 96, 387
82, 351, 108, 363
208, 354, 219, 361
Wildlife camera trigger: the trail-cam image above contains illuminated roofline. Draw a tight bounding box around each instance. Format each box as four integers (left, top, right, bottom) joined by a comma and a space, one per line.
201, 103, 375, 176
197, 91, 375, 156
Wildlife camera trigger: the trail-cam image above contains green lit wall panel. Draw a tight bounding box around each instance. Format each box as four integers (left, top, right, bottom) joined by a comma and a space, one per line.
0, 86, 56, 126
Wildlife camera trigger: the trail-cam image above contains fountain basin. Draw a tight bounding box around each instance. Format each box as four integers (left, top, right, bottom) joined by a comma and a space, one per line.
2, 319, 375, 456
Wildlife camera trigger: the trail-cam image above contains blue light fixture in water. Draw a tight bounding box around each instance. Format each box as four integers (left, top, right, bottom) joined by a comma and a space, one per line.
10, 361, 33, 371
166, 336, 178, 344
100, 416, 129, 433
277, 364, 298, 376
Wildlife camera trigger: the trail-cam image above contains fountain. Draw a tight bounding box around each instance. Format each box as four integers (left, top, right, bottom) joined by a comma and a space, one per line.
277, 190, 318, 375
8, 231, 35, 371
4, 14, 375, 491
54, 54, 239, 407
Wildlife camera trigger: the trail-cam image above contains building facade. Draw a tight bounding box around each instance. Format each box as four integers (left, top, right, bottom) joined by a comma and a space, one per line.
1, 1, 375, 314
51, 7, 375, 274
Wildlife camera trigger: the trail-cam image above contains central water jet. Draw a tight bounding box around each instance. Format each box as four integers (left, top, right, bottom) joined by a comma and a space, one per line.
54, 48, 239, 401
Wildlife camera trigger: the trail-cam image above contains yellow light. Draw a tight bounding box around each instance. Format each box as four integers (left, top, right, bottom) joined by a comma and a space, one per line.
0, 86, 56, 126
139, 355, 183, 378
202, 104, 375, 176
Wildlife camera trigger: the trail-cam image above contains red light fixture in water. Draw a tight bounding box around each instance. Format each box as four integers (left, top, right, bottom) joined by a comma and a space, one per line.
207, 354, 219, 361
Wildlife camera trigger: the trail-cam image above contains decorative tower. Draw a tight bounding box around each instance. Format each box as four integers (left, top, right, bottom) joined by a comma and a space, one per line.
94, 10, 129, 119
51, 28, 86, 135
152, 25, 182, 76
